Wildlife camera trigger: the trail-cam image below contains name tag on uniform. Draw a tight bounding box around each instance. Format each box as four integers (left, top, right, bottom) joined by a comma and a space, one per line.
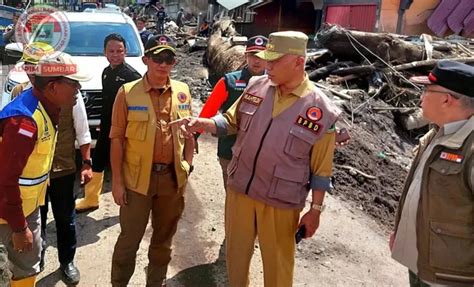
242, 93, 263, 106
178, 103, 190, 110
296, 116, 321, 134
128, 106, 148, 111
440, 151, 463, 163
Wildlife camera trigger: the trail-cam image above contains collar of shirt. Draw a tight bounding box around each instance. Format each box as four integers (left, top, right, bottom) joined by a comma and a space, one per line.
139, 27, 147, 33
32, 88, 60, 125
110, 62, 125, 71
273, 73, 312, 98
143, 73, 171, 94
436, 116, 473, 149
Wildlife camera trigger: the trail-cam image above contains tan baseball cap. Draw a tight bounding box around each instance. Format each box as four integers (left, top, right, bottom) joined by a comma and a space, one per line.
35, 52, 92, 82
256, 31, 308, 61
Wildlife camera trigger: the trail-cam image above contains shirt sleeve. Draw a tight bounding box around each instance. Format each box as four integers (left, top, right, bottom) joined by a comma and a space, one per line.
309, 130, 336, 191
109, 86, 128, 140
212, 94, 241, 137
72, 93, 91, 146
199, 78, 228, 119
0, 117, 38, 232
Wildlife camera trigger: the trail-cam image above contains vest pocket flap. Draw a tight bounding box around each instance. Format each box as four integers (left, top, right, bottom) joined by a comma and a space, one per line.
239, 103, 259, 115
430, 222, 474, 239
123, 152, 141, 190
429, 157, 463, 175
289, 126, 318, 144
274, 165, 308, 183
127, 111, 149, 121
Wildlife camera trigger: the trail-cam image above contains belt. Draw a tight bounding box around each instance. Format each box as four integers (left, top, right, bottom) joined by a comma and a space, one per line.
152, 163, 172, 172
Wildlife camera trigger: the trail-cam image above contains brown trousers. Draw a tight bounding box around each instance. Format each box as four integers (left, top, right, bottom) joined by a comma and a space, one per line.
218, 157, 231, 191
111, 169, 185, 287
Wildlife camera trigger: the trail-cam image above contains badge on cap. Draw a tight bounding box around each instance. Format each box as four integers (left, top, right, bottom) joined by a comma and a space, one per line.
159, 36, 168, 45
255, 37, 263, 46
440, 151, 463, 163
178, 92, 187, 103
296, 116, 320, 134
306, 107, 322, 121
242, 93, 263, 106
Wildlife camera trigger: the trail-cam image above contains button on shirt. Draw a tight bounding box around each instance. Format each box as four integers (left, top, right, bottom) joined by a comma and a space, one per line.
392, 119, 470, 277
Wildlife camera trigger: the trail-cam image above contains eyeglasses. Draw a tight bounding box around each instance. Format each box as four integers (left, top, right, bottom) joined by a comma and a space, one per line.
422, 87, 448, 95
150, 54, 175, 65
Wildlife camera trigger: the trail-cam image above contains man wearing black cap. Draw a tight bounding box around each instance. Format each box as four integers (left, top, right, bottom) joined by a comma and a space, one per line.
110, 35, 194, 286
199, 35, 268, 190
391, 60, 474, 286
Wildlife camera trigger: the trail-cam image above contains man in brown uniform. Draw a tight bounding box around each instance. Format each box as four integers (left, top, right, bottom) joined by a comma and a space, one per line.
391, 61, 474, 286
171, 31, 341, 286
109, 35, 194, 286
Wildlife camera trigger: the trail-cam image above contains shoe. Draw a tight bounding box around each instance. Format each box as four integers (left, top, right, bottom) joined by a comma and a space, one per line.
39, 247, 45, 272
60, 262, 80, 285
75, 171, 104, 213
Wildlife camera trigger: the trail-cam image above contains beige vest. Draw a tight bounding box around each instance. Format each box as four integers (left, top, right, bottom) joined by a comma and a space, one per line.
227, 76, 340, 209
51, 107, 76, 179
122, 78, 192, 195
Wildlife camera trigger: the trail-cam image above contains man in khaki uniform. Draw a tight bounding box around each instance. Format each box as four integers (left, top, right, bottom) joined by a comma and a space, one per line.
391, 61, 474, 286
171, 31, 341, 286
109, 35, 194, 286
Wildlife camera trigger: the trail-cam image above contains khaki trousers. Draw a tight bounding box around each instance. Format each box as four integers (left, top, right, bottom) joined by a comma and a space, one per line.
218, 157, 231, 191
225, 189, 301, 287
111, 170, 185, 287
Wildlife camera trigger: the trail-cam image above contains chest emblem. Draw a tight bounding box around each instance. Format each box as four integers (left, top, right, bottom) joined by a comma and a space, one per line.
440, 151, 463, 163
242, 93, 263, 106
306, 107, 322, 121
116, 76, 125, 82
296, 116, 321, 134
178, 92, 187, 103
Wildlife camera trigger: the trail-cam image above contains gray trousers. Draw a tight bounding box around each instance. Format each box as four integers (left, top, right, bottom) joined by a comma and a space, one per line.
0, 209, 41, 280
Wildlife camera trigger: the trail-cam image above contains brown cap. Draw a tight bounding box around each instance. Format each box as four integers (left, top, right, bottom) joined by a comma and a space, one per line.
256, 31, 307, 61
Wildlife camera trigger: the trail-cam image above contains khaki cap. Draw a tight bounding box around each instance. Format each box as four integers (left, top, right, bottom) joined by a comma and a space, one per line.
256, 31, 308, 61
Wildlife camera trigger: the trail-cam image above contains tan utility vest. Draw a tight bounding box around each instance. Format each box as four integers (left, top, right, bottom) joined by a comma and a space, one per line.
122, 78, 192, 195
395, 117, 474, 285
227, 76, 340, 209
51, 107, 76, 179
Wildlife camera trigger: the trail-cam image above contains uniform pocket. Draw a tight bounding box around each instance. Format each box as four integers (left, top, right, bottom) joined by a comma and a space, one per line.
268, 165, 310, 204
125, 111, 149, 141
284, 126, 316, 159
123, 152, 141, 189
238, 104, 258, 132
429, 221, 474, 273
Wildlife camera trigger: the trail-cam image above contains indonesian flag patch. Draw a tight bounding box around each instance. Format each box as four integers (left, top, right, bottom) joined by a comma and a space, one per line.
439, 151, 463, 163
235, 80, 247, 88
18, 122, 35, 138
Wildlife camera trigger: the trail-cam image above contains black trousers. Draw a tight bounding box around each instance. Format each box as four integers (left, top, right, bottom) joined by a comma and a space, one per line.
92, 127, 110, 173
40, 173, 77, 265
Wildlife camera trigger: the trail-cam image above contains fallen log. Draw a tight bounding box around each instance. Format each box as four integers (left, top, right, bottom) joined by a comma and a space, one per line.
331, 65, 376, 76
315, 24, 444, 65
390, 57, 474, 71
335, 164, 377, 180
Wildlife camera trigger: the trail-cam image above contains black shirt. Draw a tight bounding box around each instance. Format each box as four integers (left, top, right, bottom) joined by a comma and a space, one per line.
101, 62, 141, 131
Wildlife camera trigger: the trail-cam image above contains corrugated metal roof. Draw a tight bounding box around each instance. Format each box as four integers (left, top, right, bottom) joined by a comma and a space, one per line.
217, 0, 250, 10
247, 0, 272, 9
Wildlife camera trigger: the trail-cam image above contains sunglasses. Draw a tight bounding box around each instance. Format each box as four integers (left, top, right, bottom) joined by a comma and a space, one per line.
150, 54, 175, 65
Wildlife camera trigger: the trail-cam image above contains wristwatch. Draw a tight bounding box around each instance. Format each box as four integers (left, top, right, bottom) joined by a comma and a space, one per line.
82, 159, 93, 167
311, 202, 326, 213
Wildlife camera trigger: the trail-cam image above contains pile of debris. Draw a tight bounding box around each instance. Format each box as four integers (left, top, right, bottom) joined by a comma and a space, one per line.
309, 24, 473, 227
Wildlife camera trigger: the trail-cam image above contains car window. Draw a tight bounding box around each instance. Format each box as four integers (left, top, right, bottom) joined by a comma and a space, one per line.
31, 22, 141, 57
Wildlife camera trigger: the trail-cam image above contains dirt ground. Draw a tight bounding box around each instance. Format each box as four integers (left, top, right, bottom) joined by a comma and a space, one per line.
37, 134, 408, 287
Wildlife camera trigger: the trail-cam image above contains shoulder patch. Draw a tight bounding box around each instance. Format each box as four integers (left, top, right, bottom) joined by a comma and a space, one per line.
18, 122, 35, 138
440, 151, 463, 163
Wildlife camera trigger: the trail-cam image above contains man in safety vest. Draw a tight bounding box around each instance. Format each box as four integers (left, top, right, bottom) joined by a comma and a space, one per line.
0, 52, 91, 287
110, 35, 194, 286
